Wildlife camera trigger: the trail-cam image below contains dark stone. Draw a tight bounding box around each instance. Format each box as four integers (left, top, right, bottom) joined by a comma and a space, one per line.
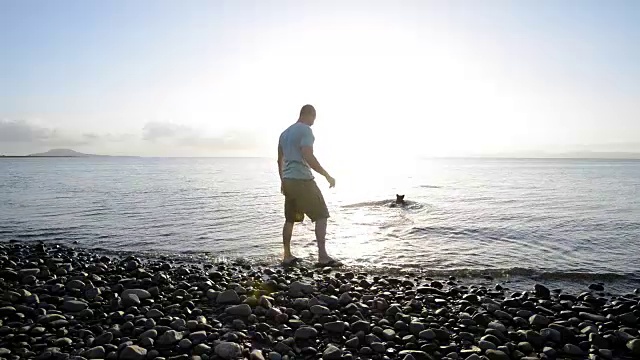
61, 300, 88, 312
588, 284, 604, 291
85, 346, 105, 359
628, 339, 640, 356
485, 349, 510, 360
94, 332, 114, 346
529, 314, 549, 327
294, 326, 318, 340
120, 345, 147, 360
534, 284, 550, 299
322, 345, 342, 360
524, 330, 545, 349
217, 290, 241, 305
346, 337, 359, 348
324, 321, 346, 333
481, 334, 502, 346
226, 304, 252, 317
398, 350, 432, 360
562, 344, 585, 356
579, 312, 607, 323
351, 320, 371, 334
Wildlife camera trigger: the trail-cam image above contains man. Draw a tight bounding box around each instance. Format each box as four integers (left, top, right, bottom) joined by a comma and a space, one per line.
277, 104, 341, 267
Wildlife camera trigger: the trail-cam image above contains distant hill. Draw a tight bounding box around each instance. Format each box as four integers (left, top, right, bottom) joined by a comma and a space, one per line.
28, 149, 102, 157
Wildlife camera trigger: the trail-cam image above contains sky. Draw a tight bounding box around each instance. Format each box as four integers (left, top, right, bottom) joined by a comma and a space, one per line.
1, 0, 639, 157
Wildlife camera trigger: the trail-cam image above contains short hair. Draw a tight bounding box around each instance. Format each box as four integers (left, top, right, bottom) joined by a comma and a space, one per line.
300, 104, 316, 117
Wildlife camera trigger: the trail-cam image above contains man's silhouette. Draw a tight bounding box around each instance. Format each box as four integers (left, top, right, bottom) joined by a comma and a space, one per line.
277, 104, 340, 266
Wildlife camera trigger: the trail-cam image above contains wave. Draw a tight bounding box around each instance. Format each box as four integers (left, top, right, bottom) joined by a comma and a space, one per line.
342, 200, 391, 208
342, 200, 425, 210
419, 185, 442, 189
6, 239, 640, 289
386, 266, 637, 281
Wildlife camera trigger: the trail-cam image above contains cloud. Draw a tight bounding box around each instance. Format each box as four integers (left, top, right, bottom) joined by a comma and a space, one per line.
1, 118, 267, 156
0, 119, 52, 142
142, 122, 197, 141
0, 119, 136, 155
83, 133, 100, 140
83, 132, 135, 143
142, 121, 265, 152
0, 119, 90, 146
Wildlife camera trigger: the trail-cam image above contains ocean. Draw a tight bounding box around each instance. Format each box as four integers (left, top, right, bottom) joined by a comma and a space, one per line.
1, 157, 639, 293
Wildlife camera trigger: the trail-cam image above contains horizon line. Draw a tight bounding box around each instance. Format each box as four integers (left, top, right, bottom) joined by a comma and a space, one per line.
3, 154, 640, 161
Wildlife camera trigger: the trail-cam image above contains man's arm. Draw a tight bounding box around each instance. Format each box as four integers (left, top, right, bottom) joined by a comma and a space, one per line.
278, 144, 285, 194
301, 146, 335, 187
277, 144, 284, 181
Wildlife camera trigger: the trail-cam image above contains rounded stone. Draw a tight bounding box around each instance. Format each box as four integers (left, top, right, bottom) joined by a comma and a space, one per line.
193, 344, 211, 356
627, 339, 640, 355
62, 300, 88, 312
295, 326, 318, 340
178, 339, 192, 349
310, 305, 331, 316
119, 345, 147, 360
322, 344, 342, 360
215, 342, 243, 359
226, 304, 252, 317
529, 314, 550, 327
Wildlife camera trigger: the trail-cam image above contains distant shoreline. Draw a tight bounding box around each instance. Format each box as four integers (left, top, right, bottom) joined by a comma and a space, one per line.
1, 155, 640, 160
0, 155, 121, 158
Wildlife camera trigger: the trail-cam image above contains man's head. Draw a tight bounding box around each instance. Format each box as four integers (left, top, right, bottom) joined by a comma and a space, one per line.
298, 104, 316, 125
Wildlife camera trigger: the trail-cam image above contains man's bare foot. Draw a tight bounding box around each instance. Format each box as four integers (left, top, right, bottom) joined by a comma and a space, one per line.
282, 256, 300, 267
317, 256, 343, 267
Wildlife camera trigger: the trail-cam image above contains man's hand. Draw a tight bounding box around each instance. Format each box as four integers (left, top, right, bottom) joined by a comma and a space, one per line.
325, 175, 336, 188
281, 181, 285, 195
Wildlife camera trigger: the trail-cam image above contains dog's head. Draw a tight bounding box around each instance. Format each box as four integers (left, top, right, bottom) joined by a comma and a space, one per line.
395, 194, 405, 204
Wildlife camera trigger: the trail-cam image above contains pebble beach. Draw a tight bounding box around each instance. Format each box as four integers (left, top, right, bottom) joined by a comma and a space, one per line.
1, 241, 639, 360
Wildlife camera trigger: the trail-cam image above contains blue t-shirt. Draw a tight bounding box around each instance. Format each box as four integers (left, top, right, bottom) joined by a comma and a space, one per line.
279, 122, 314, 180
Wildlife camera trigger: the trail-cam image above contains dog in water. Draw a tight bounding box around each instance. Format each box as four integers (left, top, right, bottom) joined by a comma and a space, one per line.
390, 194, 406, 207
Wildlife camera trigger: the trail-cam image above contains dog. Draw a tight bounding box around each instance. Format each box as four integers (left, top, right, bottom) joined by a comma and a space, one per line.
390, 194, 406, 207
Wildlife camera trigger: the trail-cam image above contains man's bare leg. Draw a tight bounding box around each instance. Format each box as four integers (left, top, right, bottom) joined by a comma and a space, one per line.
282, 222, 296, 264
316, 218, 342, 265
315, 218, 331, 263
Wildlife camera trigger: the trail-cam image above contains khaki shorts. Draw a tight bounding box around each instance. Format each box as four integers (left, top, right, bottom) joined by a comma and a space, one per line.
283, 179, 330, 223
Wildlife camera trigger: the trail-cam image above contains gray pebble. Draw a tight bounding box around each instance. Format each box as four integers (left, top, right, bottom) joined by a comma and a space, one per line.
226, 304, 252, 317
62, 300, 88, 312
122, 289, 151, 300
310, 305, 330, 316
529, 314, 549, 327
157, 330, 182, 346
322, 344, 342, 360
85, 346, 105, 359
193, 344, 211, 355
324, 321, 346, 333
94, 332, 113, 346
371, 342, 385, 353
485, 349, 509, 360
418, 329, 435, 340
119, 345, 147, 360
217, 290, 241, 305
178, 338, 192, 349
214, 342, 243, 359
628, 339, 640, 355
294, 326, 318, 340
563, 344, 585, 356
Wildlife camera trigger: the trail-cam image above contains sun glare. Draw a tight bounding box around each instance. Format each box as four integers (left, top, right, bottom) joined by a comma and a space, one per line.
215, 15, 529, 159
